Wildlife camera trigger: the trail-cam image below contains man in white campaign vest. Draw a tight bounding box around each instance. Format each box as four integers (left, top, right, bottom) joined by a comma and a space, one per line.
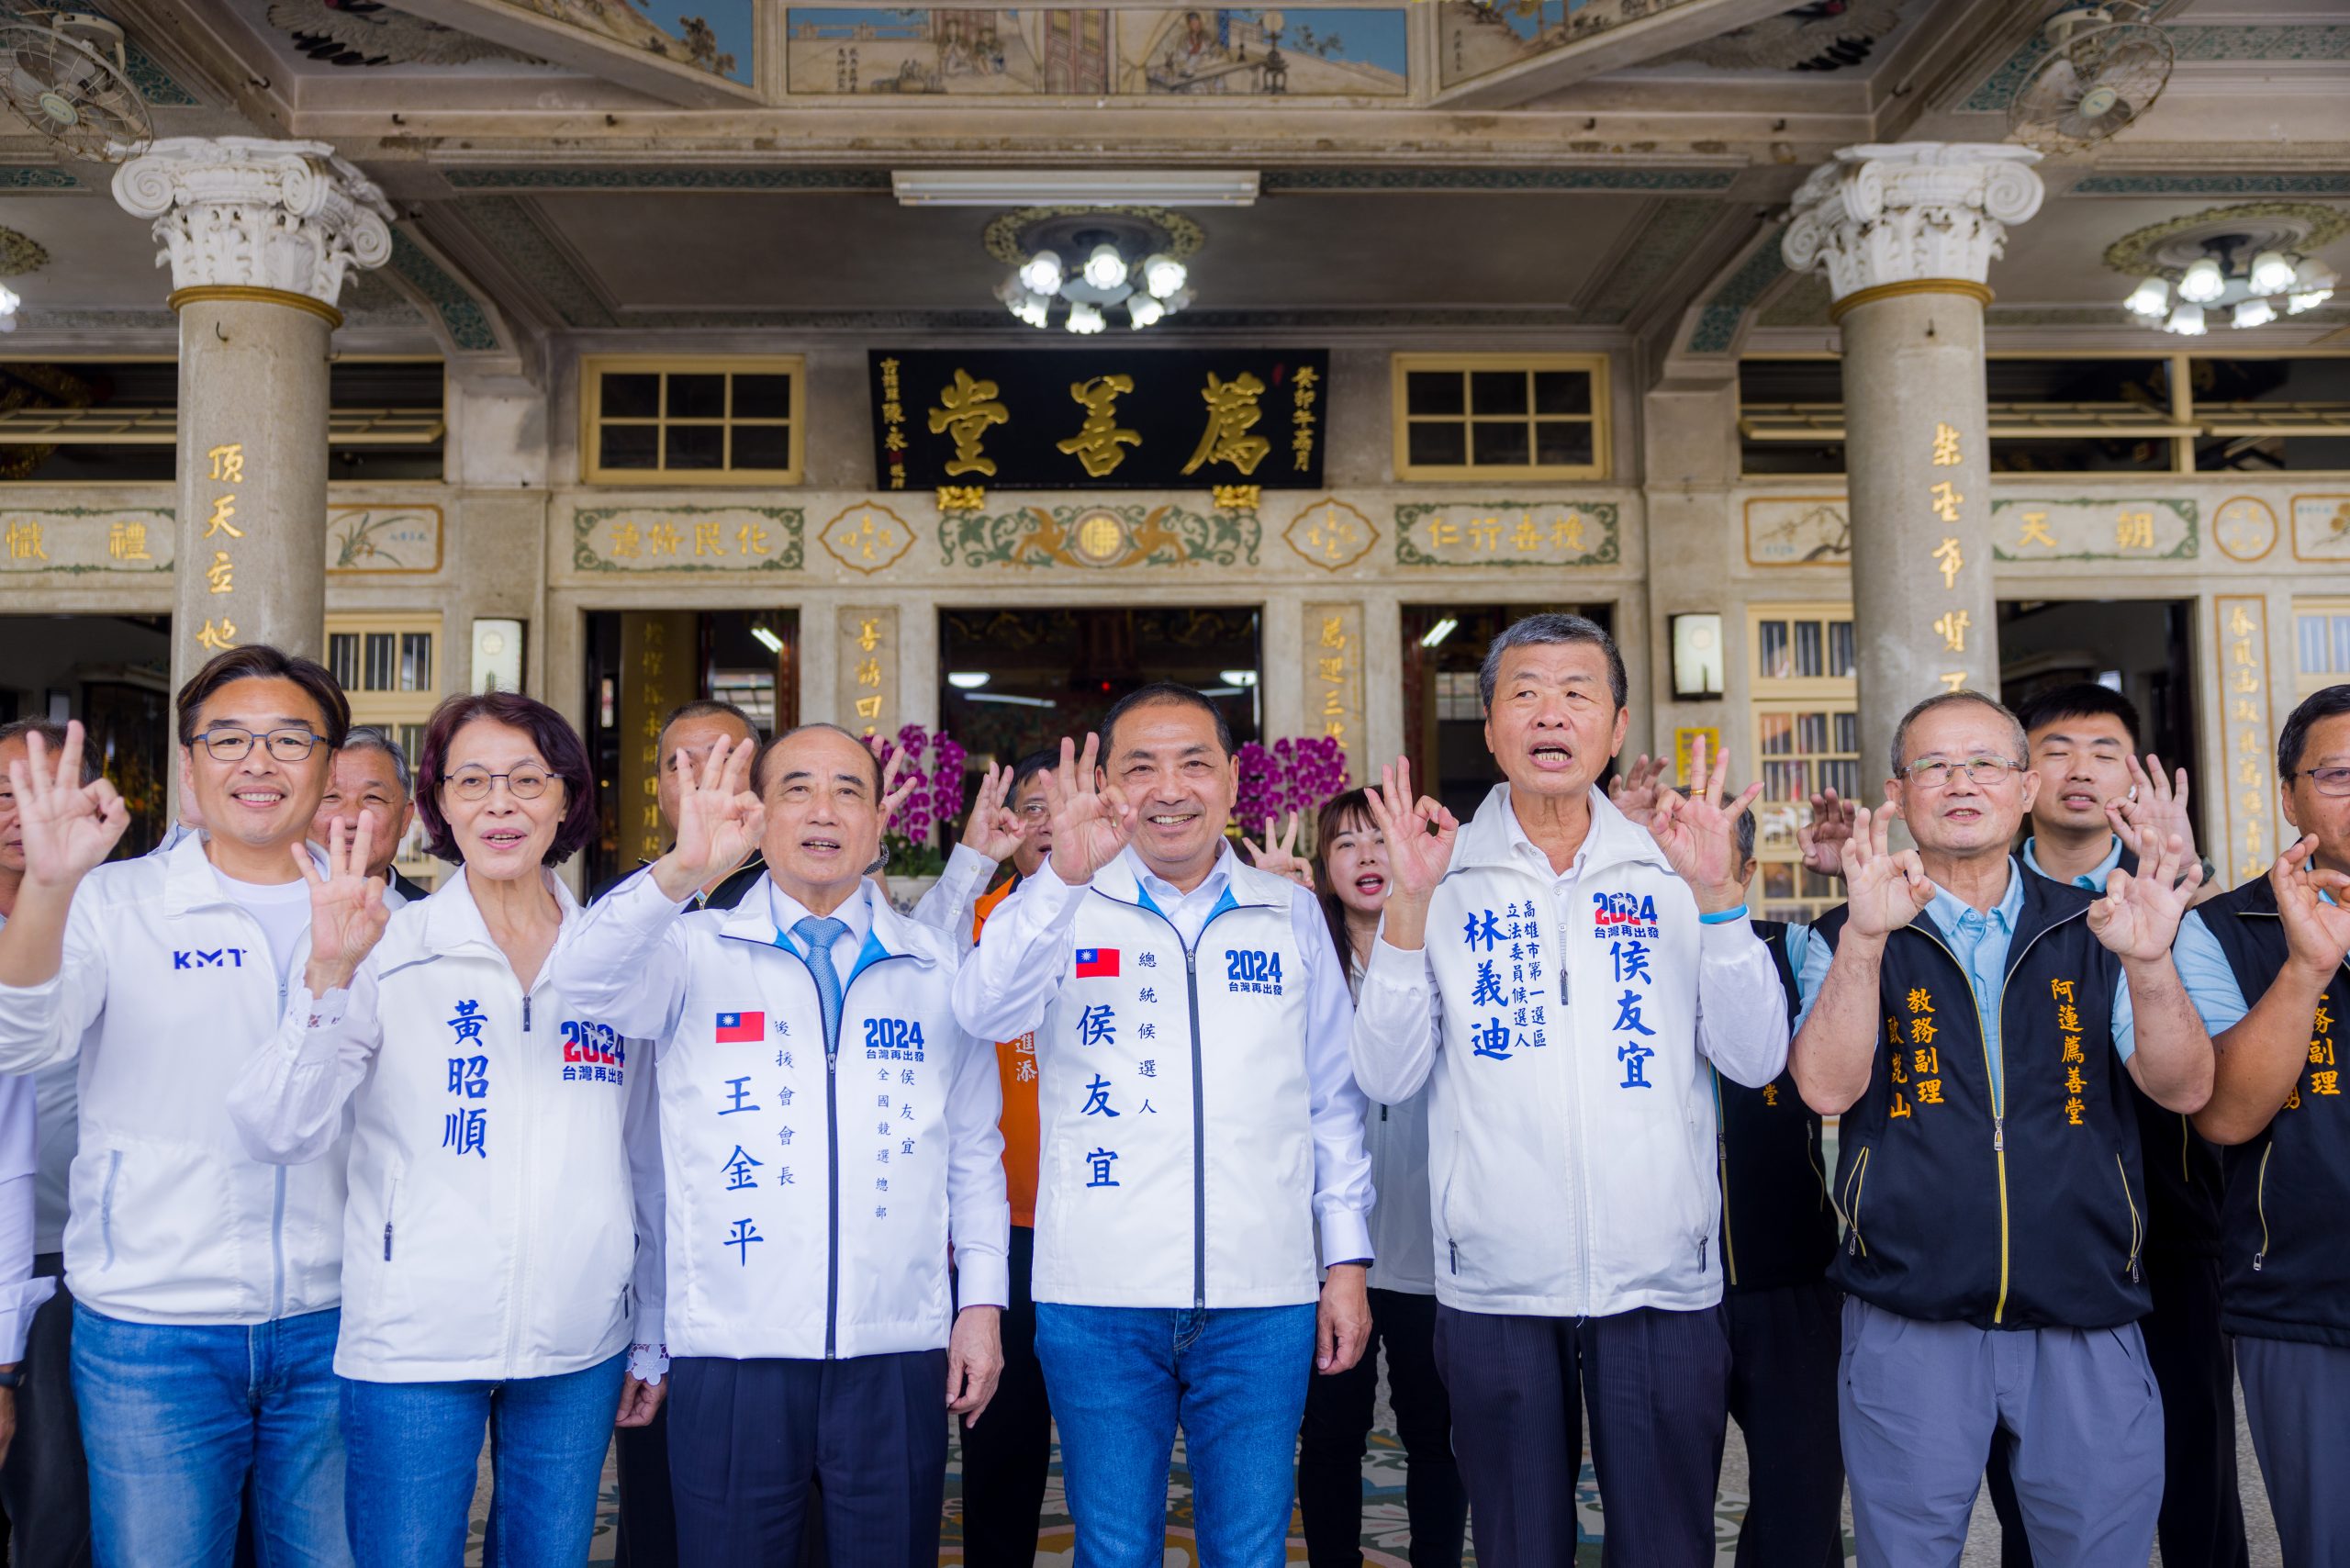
1352, 613, 1790, 1568
953, 683, 1375, 1568
551, 726, 1008, 1568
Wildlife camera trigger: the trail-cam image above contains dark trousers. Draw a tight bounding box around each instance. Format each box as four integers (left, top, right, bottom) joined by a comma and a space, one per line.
613, 1402, 677, 1568
2236, 1332, 2350, 1567
666, 1349, 946, 1568
1434, 1302, 1729, 1568
1725, 1279, 1844, 1568
0, 1258, 92, 1568
957, 1226, 1051, 1568
1986, 1249, 2247, 1568
1298, 1287, 1463, 1568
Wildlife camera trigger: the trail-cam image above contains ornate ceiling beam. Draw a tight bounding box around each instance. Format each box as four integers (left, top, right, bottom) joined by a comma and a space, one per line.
1427, 0, 1796, 111
358, 0, 758, 107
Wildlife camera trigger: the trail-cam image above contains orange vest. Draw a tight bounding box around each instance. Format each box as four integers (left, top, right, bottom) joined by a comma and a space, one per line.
974, 876, 1041, 1228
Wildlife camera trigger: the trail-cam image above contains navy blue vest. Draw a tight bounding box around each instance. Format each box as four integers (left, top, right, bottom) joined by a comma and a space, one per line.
2195, 875, 2350, 1348
1814, 864, 2151, 1330
1714, 922, 1835, 1294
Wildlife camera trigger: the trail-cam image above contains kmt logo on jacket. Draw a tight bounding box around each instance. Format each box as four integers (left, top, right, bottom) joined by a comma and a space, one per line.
1225, 948, 1285, 996
172, 947, 249, 969
1591, 890, 1660, 940
863, 1016, 926, 1062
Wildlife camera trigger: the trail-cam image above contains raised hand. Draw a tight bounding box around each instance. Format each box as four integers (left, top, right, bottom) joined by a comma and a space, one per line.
2110, 753, 2198, 869
1798, 787, 1856, 879
298, 813, 390, 995
655, 737, 763, 901
1841, 798, 1933, 938
8, 722, 129, 890
2270, 834, 2350, 983
1606, 754, 1668, 829
957, 762, 1026, 864
1646, 733, 1764, 913
876, 743, 918, 830
2089, 829, 2203, 964
1242, 812, 1315, 891
1360, 756, 1457, 905
1041, 734, 1134, 887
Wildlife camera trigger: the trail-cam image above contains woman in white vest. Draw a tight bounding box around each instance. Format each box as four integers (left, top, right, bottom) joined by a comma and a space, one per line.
229, 691, 666, 1568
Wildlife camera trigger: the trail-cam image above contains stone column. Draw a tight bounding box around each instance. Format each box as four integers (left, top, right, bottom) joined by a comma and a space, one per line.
1783, 143, 2043, 789
112, 137, 393, 686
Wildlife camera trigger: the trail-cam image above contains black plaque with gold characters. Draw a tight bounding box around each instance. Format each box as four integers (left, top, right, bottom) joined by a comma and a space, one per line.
870, 349, 1328, 491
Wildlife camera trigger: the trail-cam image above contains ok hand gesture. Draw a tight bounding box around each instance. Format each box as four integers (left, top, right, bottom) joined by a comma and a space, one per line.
957, 762, 1027, 865
1842, 797, 1933, 939
655, 737, 763, 902
1242, 812, 1315, 891
1646, 734, 1763, 913
1605, 754, 1668, 830
8, 722, 128, 891
2269, 834, 2350, 985
1040, 734, 1134, 888
2089, 829, 2203, 965
298, 813, 390, 996
1797, 787, 1856, 880
2110, 753, 2198, 871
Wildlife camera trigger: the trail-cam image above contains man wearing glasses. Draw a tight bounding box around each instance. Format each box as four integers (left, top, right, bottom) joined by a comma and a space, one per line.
1788, 689, 2212, 1567
2174, 683, 2350, 1563
0, 644, 357, 1568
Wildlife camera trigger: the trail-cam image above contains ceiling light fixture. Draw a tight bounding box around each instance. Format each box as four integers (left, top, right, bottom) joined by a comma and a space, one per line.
749, 625, 784, 655
2121, 230, 2338, 335
946, 672, 990, 690
988, 206, 1205, 334
1420, 617, 1460, 649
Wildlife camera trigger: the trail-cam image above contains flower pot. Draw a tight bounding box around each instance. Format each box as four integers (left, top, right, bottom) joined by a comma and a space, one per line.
885, 872, 942, 913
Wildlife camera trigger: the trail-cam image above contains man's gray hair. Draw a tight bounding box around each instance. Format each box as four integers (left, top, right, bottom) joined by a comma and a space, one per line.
341, 724, 413, 796
1478, 612, 1628, 712
1887, 689, 2029, 778
0, 717, 100, 785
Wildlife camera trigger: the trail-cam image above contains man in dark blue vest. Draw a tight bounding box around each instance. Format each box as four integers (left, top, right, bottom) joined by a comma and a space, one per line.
1998, 682, 2246, 1568
2176, 682, 2350, 1565
1788, 689, 2212, 1566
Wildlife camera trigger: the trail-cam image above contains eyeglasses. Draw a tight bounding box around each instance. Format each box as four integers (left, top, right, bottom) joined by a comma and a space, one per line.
194, 727, 324, 763
442, 767, 552, 801
2288, 766, 2350, 797
1902, 756, 2022, 789
1015, 801, 1051, 819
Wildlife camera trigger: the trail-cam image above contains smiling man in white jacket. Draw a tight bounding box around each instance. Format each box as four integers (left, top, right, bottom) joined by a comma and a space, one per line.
1352, 613, 1789, 1568
0, 647, 359, 1568
552, 724, 1008, 1568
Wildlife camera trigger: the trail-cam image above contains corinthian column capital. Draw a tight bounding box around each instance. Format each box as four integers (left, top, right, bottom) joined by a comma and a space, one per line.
1782, 142, 2046, 306
111, 136, 394, 317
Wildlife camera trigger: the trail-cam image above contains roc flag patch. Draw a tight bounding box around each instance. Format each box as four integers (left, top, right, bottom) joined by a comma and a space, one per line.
715, 1011, 765, 1043
1074, 948, 1120, 979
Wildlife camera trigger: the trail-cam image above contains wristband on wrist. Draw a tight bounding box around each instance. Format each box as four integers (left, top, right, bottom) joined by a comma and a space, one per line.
1697, 903, 1750, 925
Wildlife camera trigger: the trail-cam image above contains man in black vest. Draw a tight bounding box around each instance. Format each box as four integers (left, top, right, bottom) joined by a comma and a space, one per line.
1998, 683, 2247, 1568
2178, 682, 2350, 1565
1789, 689, 2212, 1567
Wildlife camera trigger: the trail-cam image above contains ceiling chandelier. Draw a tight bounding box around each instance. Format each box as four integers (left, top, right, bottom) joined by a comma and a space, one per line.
982, 206, 1202, 333
2108, 214, 2341, 336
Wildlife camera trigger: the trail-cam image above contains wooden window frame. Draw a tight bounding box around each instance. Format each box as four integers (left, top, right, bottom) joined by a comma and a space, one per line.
1749, 602, 1861, 924
1390, 352, 1610, 483
580, 354, 806, 487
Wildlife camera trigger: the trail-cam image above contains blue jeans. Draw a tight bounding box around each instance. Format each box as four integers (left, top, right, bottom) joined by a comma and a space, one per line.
341, 1352, 627, 1568
72, 1302, 350, 1568
1035, 1302, 1315, 1568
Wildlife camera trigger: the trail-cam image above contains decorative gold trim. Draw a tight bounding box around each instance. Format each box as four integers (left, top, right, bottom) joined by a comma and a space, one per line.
2213, 495, 2278, 564
167, 286, 343, 328
1827, 279, 1995, 322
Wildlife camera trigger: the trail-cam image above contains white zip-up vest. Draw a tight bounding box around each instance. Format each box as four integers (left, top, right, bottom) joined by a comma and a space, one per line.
1419, 788, 1719, 1316
652, 891, 1002, 1361
1032, 857, 1320, 1309
316, 874, 651, 1382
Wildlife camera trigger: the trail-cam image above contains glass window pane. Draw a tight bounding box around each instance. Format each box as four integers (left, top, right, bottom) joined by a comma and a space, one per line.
1820, 758, 1861, 799
1829, 622, 1855, 678
1796, 711, 1827, 753
733, 375, 792, 420
2333, 615, 2350, 677
399, 633, 432, 694
732, 424, 792, 470
1534, 421, 1593, 467
1764, 759, 1810, 801
667, 375, 724, 420
1795, 621, 1824, 678
1758, 622, 1790, 680
329, 633, 359, 692
665, 424, 724, 470
1471, 420, 1529, 467
363, 633, 396, 692
1532, 370, 1591, 415
599, 424, 658, 470
1758, 711, 1793, 755
1762, 862, 1796, 899
2301, 615, 2328, 674
1405, 372, 1464, 417
1407, 423, 1466, 466
600, 373, 658, 420
1834, 711, 1859, 754
1469, 371, 1528, 417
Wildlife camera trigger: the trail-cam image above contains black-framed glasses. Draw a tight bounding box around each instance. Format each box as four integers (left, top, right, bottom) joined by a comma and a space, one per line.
1903, 756, 2022, 789
2288, 766, 2350, 797
443, 767, 553, 801
194, 727, 324, 763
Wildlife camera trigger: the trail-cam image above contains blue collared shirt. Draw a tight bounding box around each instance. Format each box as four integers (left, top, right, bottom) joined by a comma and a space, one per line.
2021, 834, 2124, 893
1796, 858, 2134, 1099
2173, 888, 2341, 1037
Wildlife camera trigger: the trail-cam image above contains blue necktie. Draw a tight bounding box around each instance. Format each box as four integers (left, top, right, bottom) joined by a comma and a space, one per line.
793, 915, 848, 1058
